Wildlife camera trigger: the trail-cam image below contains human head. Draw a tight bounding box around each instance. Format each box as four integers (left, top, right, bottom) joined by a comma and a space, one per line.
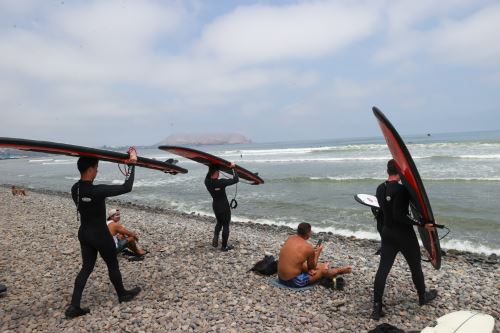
387, 159, 399, 176
107, 208, 120, 221
77, 157, 99, 179
208, 165, 219, 179
297, 222, 312, 239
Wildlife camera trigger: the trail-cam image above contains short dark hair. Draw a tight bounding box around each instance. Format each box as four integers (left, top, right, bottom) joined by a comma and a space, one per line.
297, 222, 311, 236
387, 159, 398, 175
77, 157, 98, 173
207, 164, 219, 177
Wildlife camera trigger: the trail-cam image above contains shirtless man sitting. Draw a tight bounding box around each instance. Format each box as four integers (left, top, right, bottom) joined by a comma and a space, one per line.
278, 222, 352, 288
11, 185, 27, 196
107, 208, 147, 256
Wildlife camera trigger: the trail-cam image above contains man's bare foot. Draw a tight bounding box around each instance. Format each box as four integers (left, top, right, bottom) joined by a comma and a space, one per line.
329, 266, 352, 275
338, 266, 352, 274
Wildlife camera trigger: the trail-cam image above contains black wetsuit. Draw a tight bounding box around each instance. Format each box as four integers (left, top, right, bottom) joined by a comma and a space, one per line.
69, 166, 134, 307
205, 170, 239, 248
373, 180, 426, 303
371, 207, 383, 237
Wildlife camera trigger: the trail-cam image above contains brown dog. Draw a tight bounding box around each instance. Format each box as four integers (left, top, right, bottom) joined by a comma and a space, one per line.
11, 186, 27, 196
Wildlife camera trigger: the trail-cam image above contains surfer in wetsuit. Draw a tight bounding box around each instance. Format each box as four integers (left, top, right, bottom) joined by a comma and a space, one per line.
65, 151, 141, 319
205, 163, 239, 251
371, 159, 437, 320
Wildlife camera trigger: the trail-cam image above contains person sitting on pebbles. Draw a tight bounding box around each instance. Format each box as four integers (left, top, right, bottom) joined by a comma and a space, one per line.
11, 185, 27, 196
278, 222, 352, 288
107, 208, 148, 258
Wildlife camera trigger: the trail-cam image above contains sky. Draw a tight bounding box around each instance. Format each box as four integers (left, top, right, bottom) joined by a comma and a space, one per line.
0, 0, 499, 146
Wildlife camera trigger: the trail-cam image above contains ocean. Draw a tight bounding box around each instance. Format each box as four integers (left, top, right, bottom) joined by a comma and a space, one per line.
1, 130, 499, 255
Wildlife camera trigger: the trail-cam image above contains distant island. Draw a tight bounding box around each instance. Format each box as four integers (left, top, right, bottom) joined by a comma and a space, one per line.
157, 133, 251, 146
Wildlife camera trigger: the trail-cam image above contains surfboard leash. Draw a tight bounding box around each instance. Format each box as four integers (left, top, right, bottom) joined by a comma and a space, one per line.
230, 182, 238, 209
118, 146, 137, 176
220, 169, 239, 209
438, 225, 450, 240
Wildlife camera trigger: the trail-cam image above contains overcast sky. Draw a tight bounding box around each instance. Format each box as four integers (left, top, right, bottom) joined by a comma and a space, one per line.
1, 0, 499, 146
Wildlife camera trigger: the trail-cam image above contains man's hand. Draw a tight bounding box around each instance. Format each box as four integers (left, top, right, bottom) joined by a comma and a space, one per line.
308, 269, 318, 277
229, 162, 236, 168
424, 223, 434, 231
128, 147, 138, 164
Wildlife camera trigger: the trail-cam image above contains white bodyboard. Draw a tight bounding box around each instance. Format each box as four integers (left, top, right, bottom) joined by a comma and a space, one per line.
420, 310, 495, 333
354, 194, 379, 209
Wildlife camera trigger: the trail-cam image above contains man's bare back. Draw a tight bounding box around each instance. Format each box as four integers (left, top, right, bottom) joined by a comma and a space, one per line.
278, 235, 315, 280
278, 223, 352, 287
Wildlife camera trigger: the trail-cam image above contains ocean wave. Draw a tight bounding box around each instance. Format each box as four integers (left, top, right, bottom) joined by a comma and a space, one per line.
272, 176, 382, 184
269, 176, 500, 183
273, 176, 500, 183
425, 177, 500, 182
223, 144, 388, 156
29, 159, 53, 163
441, 239, 500, 256
243, 156, 390, 163
408, 141, 500, 150
456, 154, 500, 159
222, 141, 500, 158
231, 218, 500, 255
151, 201, 499, 255
42, 161, 75, 165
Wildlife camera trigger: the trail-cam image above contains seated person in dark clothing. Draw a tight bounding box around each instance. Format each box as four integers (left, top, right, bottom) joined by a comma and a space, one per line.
278, 223, 352, 288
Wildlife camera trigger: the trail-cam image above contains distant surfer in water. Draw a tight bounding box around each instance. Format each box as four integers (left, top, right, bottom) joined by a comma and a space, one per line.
65, 150, 141, 319
205, 163, 239, 251
371, 159, 437, 320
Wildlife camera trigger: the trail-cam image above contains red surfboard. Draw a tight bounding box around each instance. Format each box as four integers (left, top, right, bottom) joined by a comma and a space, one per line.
373, 107, 441, 269
158, 146, 264, 184
0, 137, 187, 174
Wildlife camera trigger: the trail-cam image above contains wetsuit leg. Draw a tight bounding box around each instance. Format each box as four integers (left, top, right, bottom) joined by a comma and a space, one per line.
70, 241, 98, 307
214, 212, 223, 242
215, 210, 231, 248
376, 219, 383, 238
98, 240, 127, 297
373, 238, 399, 303
400, 233, 426, 298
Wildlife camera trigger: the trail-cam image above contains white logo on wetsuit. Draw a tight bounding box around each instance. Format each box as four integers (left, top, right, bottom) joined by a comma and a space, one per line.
82, 197, 92, 202
215, 188, 221, 191
386, 196, 391, 202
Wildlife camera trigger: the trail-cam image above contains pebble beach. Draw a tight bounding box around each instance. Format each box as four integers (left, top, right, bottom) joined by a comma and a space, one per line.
0, 186, 498, 332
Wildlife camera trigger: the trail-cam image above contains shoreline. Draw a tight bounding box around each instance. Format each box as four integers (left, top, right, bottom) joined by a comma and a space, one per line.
0, 187, 498, 332
2, 184, 498, 262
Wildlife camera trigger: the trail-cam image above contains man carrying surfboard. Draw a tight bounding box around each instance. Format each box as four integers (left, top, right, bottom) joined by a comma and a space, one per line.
65, 149, 141, 319
372, 159, 437, 320
205, 162, 239, 251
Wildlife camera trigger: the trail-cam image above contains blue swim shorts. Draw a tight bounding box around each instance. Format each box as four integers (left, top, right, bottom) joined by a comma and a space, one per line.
279, 272, 310, 288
